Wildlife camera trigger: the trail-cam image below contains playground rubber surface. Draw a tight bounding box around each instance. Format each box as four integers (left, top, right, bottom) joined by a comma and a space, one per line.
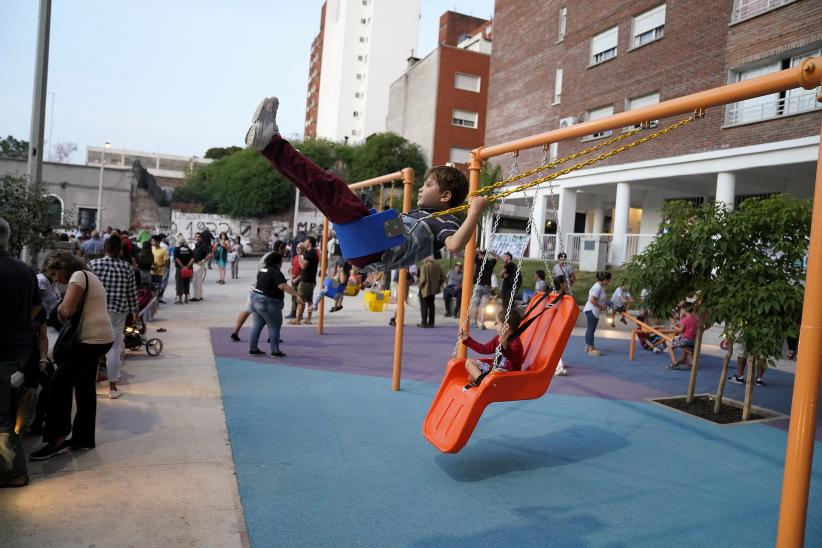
211, 326, 822, 547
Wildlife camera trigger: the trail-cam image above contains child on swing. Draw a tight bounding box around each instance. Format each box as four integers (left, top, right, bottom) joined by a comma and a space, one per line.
245, 97, 488, 273
460, 308, 525, 388
311, 263, 347, 312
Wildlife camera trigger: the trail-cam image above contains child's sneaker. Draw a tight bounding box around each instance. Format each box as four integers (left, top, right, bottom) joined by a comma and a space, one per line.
755, 377, 765, 386
728, 374, 744, 384
653, 347, 663, 354
555, 366, 567, 376
245, 97, 280, 150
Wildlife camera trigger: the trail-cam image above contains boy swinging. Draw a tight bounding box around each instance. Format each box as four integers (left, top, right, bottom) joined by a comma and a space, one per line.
245, 97, 488, 272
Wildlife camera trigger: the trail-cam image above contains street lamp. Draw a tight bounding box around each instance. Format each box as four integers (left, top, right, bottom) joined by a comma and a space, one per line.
95, 141, 111, 230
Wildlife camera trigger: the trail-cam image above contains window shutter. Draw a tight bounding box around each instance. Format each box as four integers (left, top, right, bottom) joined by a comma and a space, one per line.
591, 27, 618, 55
634, 4, 665, 36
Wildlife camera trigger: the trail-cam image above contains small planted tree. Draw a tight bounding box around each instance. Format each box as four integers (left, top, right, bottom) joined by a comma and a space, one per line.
709, 194, 809, 418
0, 174, 65, 259
624, 194, 809, 420
623, 200, 727, 403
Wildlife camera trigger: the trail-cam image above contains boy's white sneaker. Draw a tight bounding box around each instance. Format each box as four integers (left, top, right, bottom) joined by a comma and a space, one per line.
245, 97, 280, 151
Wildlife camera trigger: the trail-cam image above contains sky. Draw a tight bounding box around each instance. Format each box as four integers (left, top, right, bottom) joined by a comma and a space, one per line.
0, 0, 494, 163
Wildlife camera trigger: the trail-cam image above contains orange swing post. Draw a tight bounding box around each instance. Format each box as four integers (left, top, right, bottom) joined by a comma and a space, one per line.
316, 168, 415, 391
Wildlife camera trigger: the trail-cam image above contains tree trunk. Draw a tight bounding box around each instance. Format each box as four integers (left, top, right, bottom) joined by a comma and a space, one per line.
686, 326, 704, 404
714, 347, 733, 414
742, 355, 756, 420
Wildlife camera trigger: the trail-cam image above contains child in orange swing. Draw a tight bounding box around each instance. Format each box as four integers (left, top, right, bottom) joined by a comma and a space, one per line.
460, 308, 525, 387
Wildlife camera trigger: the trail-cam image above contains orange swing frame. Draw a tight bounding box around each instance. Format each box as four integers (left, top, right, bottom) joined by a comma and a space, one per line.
449, 58, 822, 545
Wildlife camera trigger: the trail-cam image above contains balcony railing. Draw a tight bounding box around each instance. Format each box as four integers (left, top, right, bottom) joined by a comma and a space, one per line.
731, 0, 795, 23
538, 232, 658, 266
725, 91, 821, 126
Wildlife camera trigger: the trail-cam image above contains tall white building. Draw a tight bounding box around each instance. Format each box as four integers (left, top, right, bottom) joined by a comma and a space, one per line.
315, 0, 420, 143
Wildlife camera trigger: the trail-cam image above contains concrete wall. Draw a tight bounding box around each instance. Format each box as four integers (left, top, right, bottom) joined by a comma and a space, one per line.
0, 158, 133, 231
387, 50, 440, 165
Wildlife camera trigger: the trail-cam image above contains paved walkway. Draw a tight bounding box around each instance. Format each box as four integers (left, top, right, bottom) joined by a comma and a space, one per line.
3, 262, 256, 548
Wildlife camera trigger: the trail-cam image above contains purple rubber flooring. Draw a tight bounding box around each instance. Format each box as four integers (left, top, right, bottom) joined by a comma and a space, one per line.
210, 324, 814, 423
211, 325, 661, 399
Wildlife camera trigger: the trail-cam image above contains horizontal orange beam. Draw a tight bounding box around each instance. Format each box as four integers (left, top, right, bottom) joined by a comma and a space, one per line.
349, 171, 405, 190
476, 56, 822, 161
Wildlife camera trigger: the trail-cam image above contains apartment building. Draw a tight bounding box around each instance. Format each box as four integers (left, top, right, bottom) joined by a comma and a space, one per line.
486, 0, 821, 263
387, 11, 492, 167
312, 0, 420, 143
304, 2, 326, 139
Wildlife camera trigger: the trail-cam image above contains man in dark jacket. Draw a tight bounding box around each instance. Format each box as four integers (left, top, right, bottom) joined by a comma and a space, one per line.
0, 218, 41, 487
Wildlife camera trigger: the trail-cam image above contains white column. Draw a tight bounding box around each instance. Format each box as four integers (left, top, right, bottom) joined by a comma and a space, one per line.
529, 192, 548, 259
611, 182, 631, 265
591, 195, 605, 234
556, 187, 577, 257
716, 172, 736, 211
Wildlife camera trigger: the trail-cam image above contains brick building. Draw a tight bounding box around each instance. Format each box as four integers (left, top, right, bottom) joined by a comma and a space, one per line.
486, 0, 822, 264
387, 11, 492, 167
304, 2, 326, 139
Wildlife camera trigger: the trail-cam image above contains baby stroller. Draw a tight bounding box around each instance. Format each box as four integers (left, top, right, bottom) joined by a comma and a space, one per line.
124, 318, 163, 356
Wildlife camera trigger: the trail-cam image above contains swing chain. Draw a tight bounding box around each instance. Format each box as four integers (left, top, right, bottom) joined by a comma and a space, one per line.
427, 113, 699, 220
468, 126, 642, 199
452, 154, 518, 358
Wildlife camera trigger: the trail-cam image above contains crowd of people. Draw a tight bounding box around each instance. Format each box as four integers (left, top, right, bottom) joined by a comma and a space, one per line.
0, 217, 253, 480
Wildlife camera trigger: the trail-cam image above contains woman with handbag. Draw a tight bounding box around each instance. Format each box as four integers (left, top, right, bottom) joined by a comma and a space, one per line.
31, 251, 114, 460
174, 237, 194, 304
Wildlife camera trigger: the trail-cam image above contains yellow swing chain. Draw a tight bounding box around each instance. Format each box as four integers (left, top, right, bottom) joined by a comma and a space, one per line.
430, 112, 702, 219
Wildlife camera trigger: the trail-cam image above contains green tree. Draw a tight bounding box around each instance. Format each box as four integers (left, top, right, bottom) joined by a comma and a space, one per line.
174, 139, 352, 218
0, 174, 63, 258
623, 195, 810, 418
348, 132, 427, 188
710, 195, 809, 418
204, 146, 242, 160
1, 135, 29, 159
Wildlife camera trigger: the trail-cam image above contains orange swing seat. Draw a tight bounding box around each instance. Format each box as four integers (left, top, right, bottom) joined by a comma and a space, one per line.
422, 292, 579, 453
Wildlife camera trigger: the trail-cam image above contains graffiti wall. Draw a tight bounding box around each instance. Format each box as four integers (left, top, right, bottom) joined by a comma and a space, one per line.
170, 211, 290, 244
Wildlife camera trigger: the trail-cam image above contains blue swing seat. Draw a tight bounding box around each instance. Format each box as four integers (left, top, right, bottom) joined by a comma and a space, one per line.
334, 209, 405, 260
323, 278, 345, 299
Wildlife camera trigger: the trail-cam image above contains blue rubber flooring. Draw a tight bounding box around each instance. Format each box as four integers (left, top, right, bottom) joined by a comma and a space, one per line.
215, 345, 822, 547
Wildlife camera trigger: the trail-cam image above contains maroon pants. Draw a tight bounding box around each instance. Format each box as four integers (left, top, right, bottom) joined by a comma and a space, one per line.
261, 136, 381, 267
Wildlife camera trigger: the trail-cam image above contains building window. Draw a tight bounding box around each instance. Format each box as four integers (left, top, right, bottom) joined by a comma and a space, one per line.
557, 6, 567, 42
359, 36, 368, 43
625, 92, 660, 130
454, 72, 481, 92
582, 105, 614, 141
549, 142, 558, 163
354, 92, 363, 99
357, 55, 363, 61
725, 48, 822, 126
356, 73, 364, 80
449, 147, 471, 164
553, 68, 563, 105
631, 4, 665, 48
361, 18, 367, 24
353, 111, 359, 118
45, 195, 63, 226
452, 109, 479, 128
78, 207, 98, 230
731, 0, 796, 24
590, 26, 618, 65
362, 0, 369, 5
